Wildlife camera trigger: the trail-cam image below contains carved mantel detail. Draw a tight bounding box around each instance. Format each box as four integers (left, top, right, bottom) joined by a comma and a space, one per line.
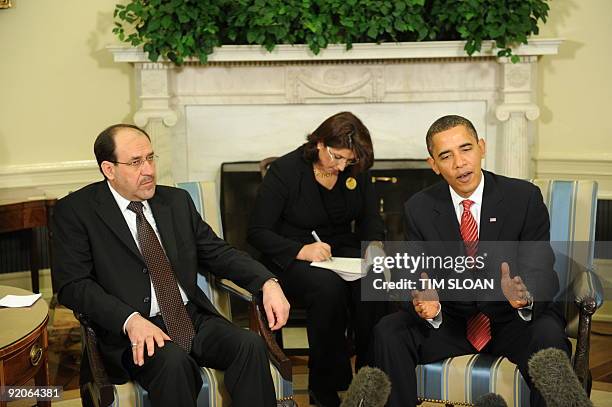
286, 66, 384, 103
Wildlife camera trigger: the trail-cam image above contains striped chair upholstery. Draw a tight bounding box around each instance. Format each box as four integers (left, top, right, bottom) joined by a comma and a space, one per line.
110, 181, 292, 406
415, 179, 599, 406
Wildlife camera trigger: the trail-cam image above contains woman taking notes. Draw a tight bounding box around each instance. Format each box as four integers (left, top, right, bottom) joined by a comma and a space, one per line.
248, 112, 387, 407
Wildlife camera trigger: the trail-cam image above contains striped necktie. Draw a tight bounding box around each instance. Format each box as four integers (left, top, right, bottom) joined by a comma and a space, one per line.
460, 199, 491, 351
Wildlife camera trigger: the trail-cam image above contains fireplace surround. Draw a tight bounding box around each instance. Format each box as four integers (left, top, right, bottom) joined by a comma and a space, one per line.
109, 39, 561, 187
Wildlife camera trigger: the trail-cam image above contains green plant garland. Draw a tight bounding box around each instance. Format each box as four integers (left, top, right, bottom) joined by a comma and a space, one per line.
113, 0, 550, 65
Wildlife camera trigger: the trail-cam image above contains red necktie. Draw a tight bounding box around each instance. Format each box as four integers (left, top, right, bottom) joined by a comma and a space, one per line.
128, 201, 195, 353
460, 199, 491, 351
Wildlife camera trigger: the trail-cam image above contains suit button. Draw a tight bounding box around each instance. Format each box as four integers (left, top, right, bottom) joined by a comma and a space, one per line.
143, 296, 150, 303
142, 268, 148, 274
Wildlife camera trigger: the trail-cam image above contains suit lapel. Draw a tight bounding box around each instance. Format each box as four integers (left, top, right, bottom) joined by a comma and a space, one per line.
432, 185, 462, 242
479, 171, 505, 242
94, 183, 143, 261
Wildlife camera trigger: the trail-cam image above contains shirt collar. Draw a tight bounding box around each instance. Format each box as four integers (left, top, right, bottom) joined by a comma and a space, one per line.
107, 181, 151, 214
449, 171, 485, 209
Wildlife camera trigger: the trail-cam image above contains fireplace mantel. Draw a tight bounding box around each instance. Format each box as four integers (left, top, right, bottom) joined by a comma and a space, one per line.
109, 40, 561, 62
109, 39, 561, 184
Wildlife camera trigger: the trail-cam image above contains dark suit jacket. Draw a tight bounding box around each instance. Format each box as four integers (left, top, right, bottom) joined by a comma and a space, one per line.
52, 181, 274, 382
403, 170, 561, 324
248, 146, 384, 272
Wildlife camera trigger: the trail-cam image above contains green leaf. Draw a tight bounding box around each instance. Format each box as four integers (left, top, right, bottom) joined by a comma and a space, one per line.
148, 18, 161, 31
161, 14, 173, 29
246, 30, 257, 43
367, 25, 378, 39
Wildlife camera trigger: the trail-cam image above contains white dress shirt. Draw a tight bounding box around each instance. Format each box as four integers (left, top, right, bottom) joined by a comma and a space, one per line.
449, 171, 485, 231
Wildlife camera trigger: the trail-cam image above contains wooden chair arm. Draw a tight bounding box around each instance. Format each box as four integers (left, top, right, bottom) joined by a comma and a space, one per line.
74, 312, 115, 407
216, 279, 292, 381
572, 297, 597, 394
216, 278, 253, 302
252, 291, 293, 381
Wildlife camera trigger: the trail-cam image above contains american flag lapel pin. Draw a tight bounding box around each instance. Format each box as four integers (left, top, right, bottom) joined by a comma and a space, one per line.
489, 217, 497, 223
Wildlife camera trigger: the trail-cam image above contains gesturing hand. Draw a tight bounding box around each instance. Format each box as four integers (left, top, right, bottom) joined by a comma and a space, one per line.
500, 262, 530, 309
297, 242, 332, 262
125, 314, 171, 366
411, 272, 440, 319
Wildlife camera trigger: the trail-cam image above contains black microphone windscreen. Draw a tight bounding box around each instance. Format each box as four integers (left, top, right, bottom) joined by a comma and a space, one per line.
474, 393, 508, 407
528, 347, 593, 407
340, 366, 391, 407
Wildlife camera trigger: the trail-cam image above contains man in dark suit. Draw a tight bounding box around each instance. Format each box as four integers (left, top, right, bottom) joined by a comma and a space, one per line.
52, 124, 290, 407
373, 115, 570, 407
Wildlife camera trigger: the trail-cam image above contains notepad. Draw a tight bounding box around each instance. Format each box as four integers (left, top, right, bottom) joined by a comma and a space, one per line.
311, 257, 364, 281
0, 293, 42, 308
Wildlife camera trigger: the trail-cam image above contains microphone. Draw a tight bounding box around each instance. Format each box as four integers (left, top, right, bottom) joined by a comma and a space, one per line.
474, 393, 507, 407
340, 366, 391, 407
528, 347, 593, 407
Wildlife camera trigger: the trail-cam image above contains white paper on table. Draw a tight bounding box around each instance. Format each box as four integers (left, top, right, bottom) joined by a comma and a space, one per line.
0, 293, 42, 308
311, 257, 365, 281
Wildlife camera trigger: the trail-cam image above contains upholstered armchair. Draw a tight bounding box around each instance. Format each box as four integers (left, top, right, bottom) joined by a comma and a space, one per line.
414, 179, 603, 406
76, 181, 294, 407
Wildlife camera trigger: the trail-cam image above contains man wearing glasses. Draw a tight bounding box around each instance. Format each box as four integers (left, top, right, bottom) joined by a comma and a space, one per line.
52, 124, 290, 407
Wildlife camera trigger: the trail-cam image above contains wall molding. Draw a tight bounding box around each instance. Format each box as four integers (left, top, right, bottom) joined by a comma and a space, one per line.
535, 153, 612, 199
0, 160, 100, 198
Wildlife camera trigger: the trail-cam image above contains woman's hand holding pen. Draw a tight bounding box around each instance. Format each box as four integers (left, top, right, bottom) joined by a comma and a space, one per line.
297, 242, 332, 262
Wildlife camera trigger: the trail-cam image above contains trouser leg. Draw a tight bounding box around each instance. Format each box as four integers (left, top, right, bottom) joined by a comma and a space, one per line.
373, 310, 473, 407
489, 310, 570, 407
348, 278, 389, 370
279, 262, 353, 392
190, 312, 277, 407
123, 340, 201, 407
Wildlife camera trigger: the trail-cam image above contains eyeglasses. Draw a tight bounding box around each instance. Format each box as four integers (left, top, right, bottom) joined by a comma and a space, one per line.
110, 154, 158, 169
326, 146, 359, 166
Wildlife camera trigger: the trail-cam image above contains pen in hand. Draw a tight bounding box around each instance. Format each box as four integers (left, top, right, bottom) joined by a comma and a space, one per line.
311, 230, 333, 261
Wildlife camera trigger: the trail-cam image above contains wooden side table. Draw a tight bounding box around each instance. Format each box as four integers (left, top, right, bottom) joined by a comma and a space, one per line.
0, 286, 50, 407
0, 199, 56, 294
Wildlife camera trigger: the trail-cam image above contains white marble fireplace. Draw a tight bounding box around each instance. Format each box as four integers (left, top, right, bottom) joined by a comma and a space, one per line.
109, 40, 561, 185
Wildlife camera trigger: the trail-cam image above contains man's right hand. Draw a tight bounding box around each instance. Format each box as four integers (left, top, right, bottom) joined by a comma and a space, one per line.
411, 272, 440, 319
125, 314, 171, 366
297, 242, 332, 262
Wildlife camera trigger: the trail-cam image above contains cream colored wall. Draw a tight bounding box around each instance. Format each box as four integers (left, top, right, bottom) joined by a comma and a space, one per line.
535, 0, 612, 159
0, 0, 134, 169
1, 1, 608, 170
534, 1, 612, 322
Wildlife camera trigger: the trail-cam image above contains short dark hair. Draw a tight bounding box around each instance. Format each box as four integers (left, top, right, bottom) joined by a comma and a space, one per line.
94, 124, 150, 178
425, 115, 478, 156
303, 112, 374, 174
